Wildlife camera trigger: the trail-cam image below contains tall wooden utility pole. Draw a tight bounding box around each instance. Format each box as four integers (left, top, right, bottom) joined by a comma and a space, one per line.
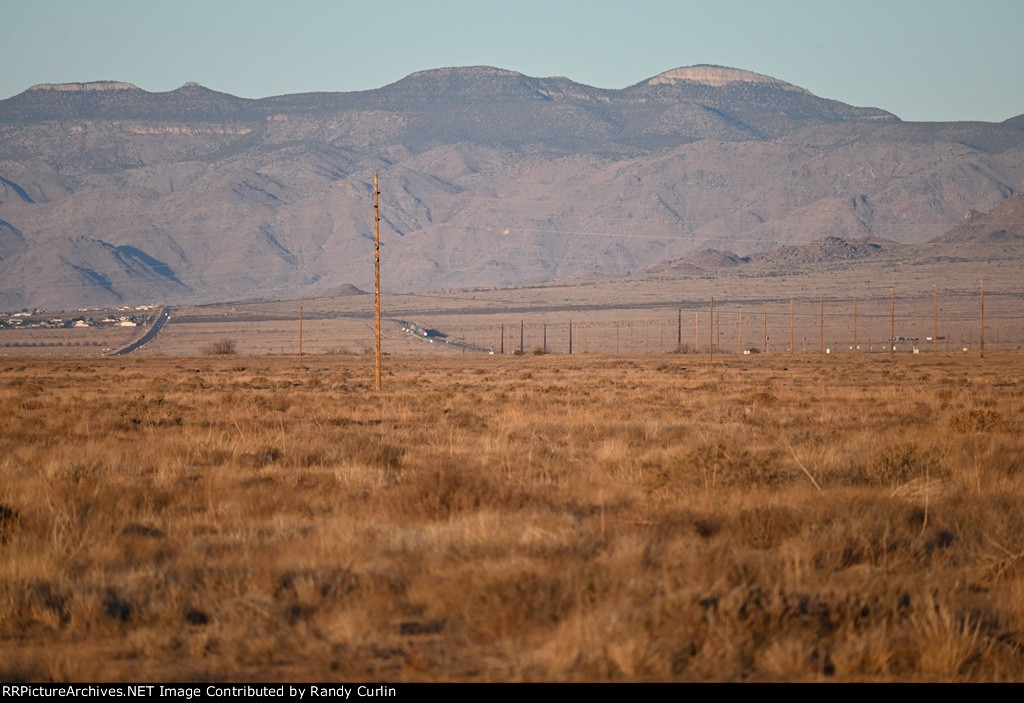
709, 297, 714, 363
694, 313, 699, 354
819, 294, 824, 354
738, 309, 743, 355
763, 304, 767, 354
980, 279, 985, 359
890, 288, 895, 353
678, 308, 682, 350
299, 304, 304, 357
853, 295, 858, 351
373, 172, 382, 391
933, 285, 938, 353
789, 299, 794, 354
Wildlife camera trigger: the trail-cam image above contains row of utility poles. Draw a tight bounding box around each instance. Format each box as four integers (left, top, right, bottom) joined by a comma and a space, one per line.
359, 175, 988, 389
482, 283, 987, 359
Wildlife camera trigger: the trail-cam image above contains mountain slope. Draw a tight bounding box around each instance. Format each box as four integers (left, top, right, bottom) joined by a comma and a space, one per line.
936, 192, 1024, 243
0, 65, 1021, 308
652, 194, 1024, 278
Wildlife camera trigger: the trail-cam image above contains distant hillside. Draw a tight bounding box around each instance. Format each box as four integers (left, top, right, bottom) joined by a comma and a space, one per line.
322, 283, 368, 297
652, 235, 901, 276
753, 236, 900, 267
0, 64, 1022, 308
935, 192, 1024, 243
0, 219, 27, 260
652, 195, 1024, 278
651, 249, 748, 274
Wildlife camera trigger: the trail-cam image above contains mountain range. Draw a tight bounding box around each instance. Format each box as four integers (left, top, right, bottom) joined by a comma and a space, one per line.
0, 65, 1021, 309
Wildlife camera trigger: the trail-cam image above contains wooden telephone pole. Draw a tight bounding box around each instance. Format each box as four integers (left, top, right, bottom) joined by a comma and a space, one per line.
819, 294, 824, 354
980, 279, 985, 358
709, 297, 714, 363
763, 303, 767, 354
299, 304, 304, 357
374, 172, 382, 391
789, 299, 794, 354
890, 288, 895, 353
738, 309, 743, 355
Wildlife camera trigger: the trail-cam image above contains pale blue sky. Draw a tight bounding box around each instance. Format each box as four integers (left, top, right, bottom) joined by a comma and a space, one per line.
2, 0, 1022, 122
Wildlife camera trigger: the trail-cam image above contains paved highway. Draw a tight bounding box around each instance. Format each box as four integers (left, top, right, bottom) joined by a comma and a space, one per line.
109, 306, 171, 356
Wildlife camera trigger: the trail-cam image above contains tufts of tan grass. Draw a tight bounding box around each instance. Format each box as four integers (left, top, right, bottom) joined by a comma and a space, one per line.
1, 352, 1023, 681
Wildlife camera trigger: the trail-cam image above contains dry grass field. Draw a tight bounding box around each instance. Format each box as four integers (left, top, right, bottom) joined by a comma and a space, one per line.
0, 326, 141, 357
2, 350, 1023, 682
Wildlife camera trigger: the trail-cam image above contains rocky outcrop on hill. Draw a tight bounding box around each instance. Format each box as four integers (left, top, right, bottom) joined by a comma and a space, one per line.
753, 236, 898, 266
936, 193, 1024, 243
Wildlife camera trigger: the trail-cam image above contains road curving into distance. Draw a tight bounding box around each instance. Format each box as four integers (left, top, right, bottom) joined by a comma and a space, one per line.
108, 306, 171, 356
